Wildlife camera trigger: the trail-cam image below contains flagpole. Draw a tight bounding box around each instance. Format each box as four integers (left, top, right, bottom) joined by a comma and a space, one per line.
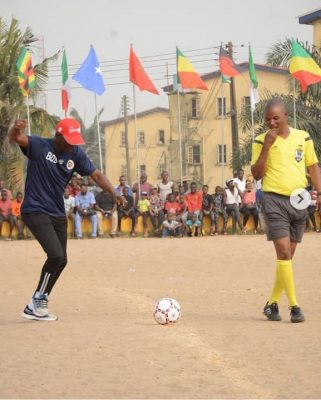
292, 79, 297, 129
248, 43, 259, 142
177, 87, 183, 185
250, 100, 255, 142
220, 80, 225, 186
166, 62, 172, 178
26, 95, 31, 136
249, 42, 255, 142
132, 84, 141, 199
94, 93, 103, 173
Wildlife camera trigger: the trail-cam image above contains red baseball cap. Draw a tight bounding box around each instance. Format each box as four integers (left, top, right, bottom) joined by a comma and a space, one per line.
55, 118, 85, 145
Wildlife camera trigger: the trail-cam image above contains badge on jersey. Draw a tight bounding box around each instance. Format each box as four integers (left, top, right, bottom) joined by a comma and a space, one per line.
295, 148, 303, 162
66, 160, 74, 170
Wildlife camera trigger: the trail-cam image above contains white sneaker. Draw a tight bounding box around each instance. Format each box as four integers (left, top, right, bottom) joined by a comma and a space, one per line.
31, 294, 49, 317
22, 305, 57, 321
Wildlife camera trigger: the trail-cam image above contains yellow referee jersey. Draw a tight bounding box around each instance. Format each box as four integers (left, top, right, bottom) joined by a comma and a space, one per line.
251, 128, 319, 196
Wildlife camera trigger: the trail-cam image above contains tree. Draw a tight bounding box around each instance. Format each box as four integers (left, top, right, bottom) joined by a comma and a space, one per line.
0, 17, 59, 192
239, 39, 321, 165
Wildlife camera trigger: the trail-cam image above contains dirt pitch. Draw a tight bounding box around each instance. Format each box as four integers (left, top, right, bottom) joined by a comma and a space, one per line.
1, 234, 321, 399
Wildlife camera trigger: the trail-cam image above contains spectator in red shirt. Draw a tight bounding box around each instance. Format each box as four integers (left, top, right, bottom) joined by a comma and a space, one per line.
164, 192, 181, 215
182, 182, 202, 223
0, 189, 15, 240
11, 191, 26, 239
176, 194, 187, 221
0, 180, 13, 200
240, 181, 259, 233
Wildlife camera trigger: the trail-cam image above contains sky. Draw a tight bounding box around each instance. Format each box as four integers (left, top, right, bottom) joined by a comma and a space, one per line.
2, 0, 321, 125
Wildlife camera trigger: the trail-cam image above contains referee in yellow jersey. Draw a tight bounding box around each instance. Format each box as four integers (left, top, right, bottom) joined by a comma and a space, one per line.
251, 98, 321, 323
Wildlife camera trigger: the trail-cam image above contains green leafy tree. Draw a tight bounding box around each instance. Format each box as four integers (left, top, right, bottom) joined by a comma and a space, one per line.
0, 17, 60, 192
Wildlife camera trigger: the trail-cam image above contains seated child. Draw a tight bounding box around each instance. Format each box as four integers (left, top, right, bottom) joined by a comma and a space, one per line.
135, 191, 151, 237
162, 212, 182, 237
185, 212, 202, 237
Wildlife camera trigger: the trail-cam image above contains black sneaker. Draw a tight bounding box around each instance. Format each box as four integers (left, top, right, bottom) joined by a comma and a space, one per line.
263, 302, 281, 321
290, 306, 305, 323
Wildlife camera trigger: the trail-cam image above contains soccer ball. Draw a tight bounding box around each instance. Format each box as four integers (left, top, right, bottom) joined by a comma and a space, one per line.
153, 297, 181, 325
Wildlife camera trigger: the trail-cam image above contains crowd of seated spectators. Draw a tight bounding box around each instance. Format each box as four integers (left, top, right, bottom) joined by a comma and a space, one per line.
1, 168, 320, 240
58, 169, 272, 238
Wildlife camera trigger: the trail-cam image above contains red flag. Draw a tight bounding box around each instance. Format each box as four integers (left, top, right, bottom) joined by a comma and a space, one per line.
129, 45, 159, 95
219, 46, 240, 78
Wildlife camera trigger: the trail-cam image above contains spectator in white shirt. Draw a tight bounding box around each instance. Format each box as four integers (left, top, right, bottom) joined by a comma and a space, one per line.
63, 187, 75, 237
233, 169, 246, 205
233, 169, 246, 192
157, 171, 173, 203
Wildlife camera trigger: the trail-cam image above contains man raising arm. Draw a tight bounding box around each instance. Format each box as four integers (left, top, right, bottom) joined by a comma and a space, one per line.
9, 118, 125, 321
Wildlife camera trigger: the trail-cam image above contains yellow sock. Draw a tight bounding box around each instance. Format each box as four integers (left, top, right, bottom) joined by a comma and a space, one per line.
277, 259, 298, 307
268, 262, 284, 304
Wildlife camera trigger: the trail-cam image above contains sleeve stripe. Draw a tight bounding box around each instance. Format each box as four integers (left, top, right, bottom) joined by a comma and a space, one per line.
253, 139, 264, 145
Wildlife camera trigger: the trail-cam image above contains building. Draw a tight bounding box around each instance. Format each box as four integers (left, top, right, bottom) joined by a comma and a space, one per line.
101, 63, 290, 189
163, 63, 290, 188
299, 8, 321, 47
101, 107, 170, 186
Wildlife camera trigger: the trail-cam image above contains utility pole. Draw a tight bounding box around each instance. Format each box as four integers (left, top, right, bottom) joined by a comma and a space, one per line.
122, 95, 131, 185
226, 41, 240, 173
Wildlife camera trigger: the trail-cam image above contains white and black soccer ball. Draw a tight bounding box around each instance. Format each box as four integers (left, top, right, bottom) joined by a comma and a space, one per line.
153, 297, 181, 325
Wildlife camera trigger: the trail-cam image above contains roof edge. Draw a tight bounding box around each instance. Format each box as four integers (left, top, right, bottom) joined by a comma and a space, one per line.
101, 106, 169, 127
298, 9, 321, 25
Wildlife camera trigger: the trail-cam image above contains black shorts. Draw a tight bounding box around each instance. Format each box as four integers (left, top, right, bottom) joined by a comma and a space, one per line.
262, 192, 307, 242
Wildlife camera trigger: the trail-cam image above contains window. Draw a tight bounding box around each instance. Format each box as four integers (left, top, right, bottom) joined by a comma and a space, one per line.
241, 96, 251, 114
121, 165, 127, 178
217, 97, 226, 116
120, 131, 126, 146
158, 130, 165, 144
188, 145, 201, 164
217, 144, 227, 165
138, 131, 145, 145
191, 98, 200, 118
140, 165, 146, 174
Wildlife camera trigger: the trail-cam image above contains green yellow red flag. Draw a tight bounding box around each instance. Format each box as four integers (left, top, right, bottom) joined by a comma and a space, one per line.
176, 47, 208, 90
289, 40, 321, 93
16, 47, 36, 96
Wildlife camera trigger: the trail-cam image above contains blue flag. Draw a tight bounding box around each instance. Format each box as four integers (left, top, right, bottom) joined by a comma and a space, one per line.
72, 45, 105, 95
